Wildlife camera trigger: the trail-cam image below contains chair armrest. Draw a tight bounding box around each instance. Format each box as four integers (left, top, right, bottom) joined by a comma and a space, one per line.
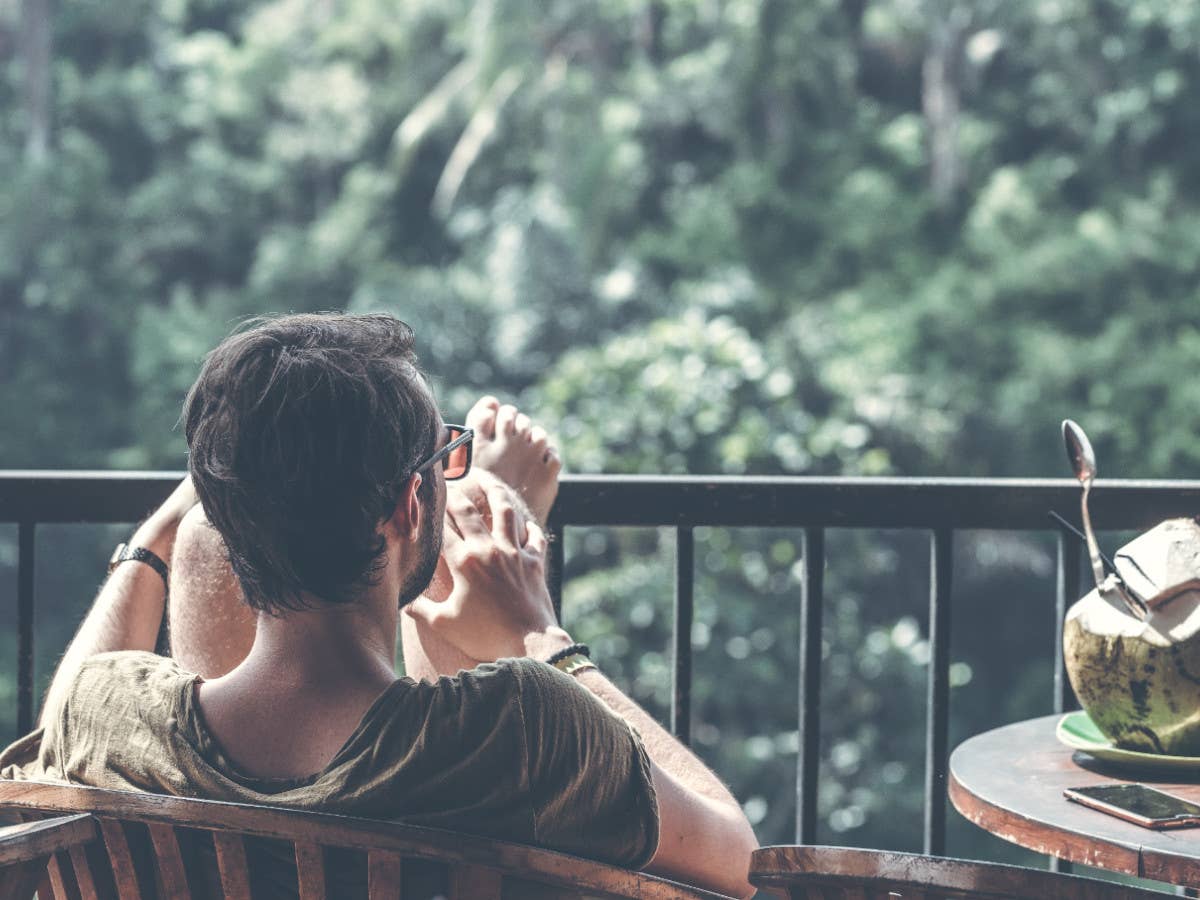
0, 814, 98, 867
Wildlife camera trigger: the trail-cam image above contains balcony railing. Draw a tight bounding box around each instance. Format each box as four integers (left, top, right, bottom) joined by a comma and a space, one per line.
5, 471, 1200, 861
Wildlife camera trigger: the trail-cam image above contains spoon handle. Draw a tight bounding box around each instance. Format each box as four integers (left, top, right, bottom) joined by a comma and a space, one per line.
1047, 511, 1119, 576
1080, 482, 1108, 589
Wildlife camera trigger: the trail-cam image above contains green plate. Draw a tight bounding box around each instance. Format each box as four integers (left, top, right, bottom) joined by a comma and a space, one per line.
1056, 711, 1200, 772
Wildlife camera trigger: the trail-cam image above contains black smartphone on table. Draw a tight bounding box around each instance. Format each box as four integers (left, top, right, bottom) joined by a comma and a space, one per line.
1064, 783, 1200, 829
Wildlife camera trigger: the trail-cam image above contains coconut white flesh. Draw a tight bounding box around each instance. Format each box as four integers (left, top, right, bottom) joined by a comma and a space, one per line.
1115, 517, 1200, 607
1067, 580, 1200, 646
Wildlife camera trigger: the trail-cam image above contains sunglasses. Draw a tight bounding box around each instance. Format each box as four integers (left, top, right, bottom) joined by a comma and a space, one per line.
414, 424, 474, 481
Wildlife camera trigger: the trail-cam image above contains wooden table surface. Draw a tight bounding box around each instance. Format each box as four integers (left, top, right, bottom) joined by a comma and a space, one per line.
949, 714, 1200, 887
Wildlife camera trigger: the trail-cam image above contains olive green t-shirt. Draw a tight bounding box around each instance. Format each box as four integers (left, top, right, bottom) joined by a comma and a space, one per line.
0, 652, 658, 868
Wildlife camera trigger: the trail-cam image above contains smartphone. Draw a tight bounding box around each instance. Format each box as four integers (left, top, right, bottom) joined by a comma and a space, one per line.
1063, 783, 1200, 829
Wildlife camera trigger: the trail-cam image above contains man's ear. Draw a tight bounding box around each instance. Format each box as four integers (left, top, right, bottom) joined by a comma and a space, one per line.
389, 474, 424, 542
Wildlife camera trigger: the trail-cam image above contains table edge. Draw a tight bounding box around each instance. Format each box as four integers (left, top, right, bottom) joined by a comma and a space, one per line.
948, 717, 1200, 887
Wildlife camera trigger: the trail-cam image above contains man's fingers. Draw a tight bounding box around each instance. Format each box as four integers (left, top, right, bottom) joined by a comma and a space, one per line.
524, 519, 548, 558
446, 489, 490, 540
439, 523, 474, 568
467, 395, 501, 440
405, 595, 444, 628
486, 484, 522, 550
496, 404, 518, 436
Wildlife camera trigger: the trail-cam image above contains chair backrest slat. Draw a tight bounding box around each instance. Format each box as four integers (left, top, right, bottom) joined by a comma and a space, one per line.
213, 831, 252, 900
367, 848, 403, 900
47, 851, 73, 900
0, 856, 46, 899
449, 863, 502, 900
147, 823, 192, 899
99, 819, 143, 900
36, 868, 56, 900
294, 840, 326, 900
68, 842, 100, 900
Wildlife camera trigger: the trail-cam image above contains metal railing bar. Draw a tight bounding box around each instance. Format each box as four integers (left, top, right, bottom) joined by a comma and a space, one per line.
1050, 528, 1081, 876
923, 528, 953, 857
8, 472, 1200, 530
796, 527, 824, 845
1054, 530, 1081, 716
547, 519, 564, 623
672, 527, 694, 745
17, 522, 35, 737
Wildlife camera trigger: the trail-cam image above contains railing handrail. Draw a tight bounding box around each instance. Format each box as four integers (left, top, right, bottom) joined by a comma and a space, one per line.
5, 470, 1200, 529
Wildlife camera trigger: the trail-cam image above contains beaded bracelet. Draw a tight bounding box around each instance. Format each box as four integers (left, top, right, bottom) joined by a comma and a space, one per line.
545, 643, 590, 666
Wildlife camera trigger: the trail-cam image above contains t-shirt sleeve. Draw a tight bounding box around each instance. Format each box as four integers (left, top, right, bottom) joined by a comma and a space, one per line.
511, 659, 659, 868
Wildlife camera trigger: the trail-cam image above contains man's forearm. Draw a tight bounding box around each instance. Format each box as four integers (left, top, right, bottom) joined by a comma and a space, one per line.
40, 495, 187, 727
572, 667, 757, 898
574, 669, 742, 807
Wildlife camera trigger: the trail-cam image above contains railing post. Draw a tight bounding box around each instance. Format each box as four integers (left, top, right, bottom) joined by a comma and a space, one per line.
796, 527, 824, 844
1054, 529, 1081, 715
672, 527, 694, 744
1051, 528, 1081, 874
17, 522, 35, 737
924, 528, 953, 856
547, 515, 564, 623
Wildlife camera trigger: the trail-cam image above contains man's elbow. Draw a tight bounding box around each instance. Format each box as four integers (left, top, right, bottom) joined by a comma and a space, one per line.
648, 801, 759, 898
718, 805, 759, 899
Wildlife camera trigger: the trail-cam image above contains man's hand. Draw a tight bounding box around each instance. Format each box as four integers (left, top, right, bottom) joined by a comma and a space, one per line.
406, 471, 571, 662
133, 476, 200, 562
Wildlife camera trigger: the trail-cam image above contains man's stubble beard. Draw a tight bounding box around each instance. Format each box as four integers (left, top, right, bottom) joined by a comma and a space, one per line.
397, 484, 444, 609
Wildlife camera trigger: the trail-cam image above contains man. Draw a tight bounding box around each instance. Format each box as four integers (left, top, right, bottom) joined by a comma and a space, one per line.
1, 313, 756, 898
168, 392, 566, 685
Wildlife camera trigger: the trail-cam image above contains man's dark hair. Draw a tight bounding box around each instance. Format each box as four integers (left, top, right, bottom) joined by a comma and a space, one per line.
183, 313, 441, 614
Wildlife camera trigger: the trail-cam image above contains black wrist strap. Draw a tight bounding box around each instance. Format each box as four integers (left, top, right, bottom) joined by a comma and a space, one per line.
545, 643, 590, 666
111, 544, 169, 591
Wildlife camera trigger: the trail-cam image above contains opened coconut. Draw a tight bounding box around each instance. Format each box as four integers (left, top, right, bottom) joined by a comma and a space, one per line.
1064, 517, 1200, 755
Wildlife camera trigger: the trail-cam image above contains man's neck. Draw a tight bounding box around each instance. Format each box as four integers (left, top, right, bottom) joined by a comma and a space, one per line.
194, 589, 401, 780
236, 589, 399, 691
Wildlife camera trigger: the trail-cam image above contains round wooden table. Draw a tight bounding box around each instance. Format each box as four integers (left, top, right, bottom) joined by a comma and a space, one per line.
949, 714, 1200, 887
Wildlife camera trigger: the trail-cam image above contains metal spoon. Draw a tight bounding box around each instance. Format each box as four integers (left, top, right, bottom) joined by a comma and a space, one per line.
1062, 419, 1147, 617
1062, 419, 1106, 591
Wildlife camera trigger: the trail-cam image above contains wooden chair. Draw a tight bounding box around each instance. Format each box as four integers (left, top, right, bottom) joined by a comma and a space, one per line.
750, 845, 1174, 898
0, 814, 97, 898
0, 780, 732, 899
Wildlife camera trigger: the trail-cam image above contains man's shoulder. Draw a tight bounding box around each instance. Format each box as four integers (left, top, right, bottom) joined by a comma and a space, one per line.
81, 649, 188, 673
364, 658, 575, 754
438, 657, 589, 712
404, 657, 557, 697
54, 651, 189, 730
72, 650, 193, 694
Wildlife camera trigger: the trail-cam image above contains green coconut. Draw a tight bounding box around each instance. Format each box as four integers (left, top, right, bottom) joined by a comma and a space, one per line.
1063, 518, 1200, 756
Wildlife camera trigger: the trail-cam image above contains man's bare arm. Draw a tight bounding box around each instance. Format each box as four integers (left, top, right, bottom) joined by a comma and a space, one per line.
41, 478, 197, 727
571, 669, 757, 893
169, 505, 255, 677
407, 473, 757, 898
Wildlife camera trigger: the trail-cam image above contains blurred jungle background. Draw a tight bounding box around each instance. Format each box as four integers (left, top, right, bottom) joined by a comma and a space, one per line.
4, 0, 1200, 878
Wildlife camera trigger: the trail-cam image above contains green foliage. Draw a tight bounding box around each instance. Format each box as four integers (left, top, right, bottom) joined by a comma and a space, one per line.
4, 0, 1200, 866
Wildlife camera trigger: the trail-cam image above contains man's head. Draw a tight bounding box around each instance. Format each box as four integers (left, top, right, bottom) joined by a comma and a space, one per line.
183, 313, 443, 614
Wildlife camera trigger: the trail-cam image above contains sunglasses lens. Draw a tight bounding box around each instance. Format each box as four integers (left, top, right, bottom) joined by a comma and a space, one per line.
443, 428, 471, 480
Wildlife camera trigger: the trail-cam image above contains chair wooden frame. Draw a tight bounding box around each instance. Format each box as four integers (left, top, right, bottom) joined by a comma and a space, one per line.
0, 780, 732, 899
0, 814, 98, 898
750, 845, 1174, 899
